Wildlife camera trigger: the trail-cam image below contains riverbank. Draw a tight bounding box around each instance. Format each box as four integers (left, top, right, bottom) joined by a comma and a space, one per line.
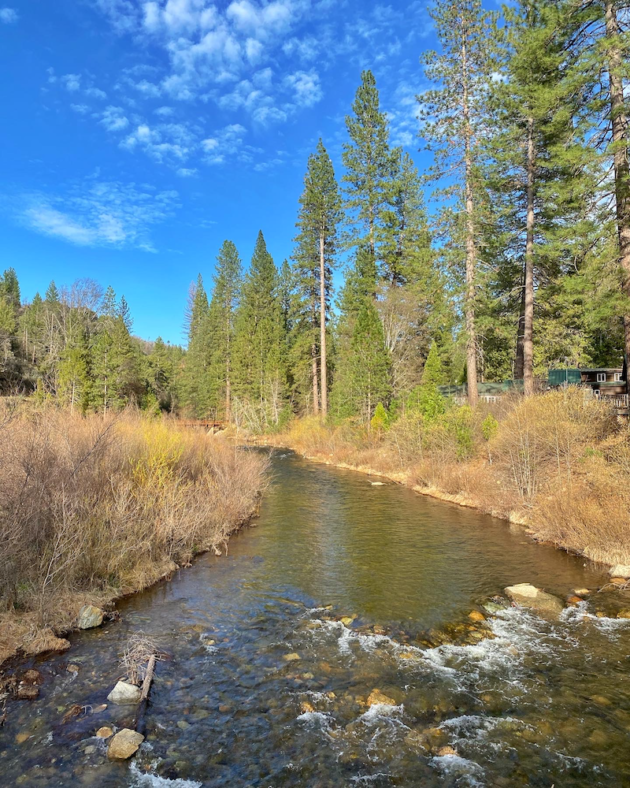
0, 408, 268, 666
262, 390, 630, 569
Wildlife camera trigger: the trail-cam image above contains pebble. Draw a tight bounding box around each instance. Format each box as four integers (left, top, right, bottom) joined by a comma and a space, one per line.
366, 689, 396, 707
468, 610, 486, 623
16, 685, 39, 700
67, 664, 80, 673
300, 701, 315, 714
283, 653, 300, 661
15, 732, 32, 744
436, 746, 458, 757
574, 588, 590, 596
96, 727, 114, 738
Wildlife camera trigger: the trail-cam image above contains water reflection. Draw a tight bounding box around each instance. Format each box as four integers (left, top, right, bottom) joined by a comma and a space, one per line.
1, 449, 628, 788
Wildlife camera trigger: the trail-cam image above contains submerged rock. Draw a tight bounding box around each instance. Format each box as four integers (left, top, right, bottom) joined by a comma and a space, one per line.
283, 653, 300, 662
16, 685, 39, 700
96, 727, 114, 738
366, 689, 397, 707
505, 583, 564, 618
609, 565, 630, 579
468, 610, 486, 623
574, 588, 590, 596
107, 681, 141, 705
107, 728, 144, 760
77, 605, 105, 630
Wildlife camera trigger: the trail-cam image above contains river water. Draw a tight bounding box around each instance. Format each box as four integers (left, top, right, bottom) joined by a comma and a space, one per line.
2, 449, 630, 787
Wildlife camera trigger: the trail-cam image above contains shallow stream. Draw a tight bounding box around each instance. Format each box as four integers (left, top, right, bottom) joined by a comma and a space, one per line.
2, 449, 630, 787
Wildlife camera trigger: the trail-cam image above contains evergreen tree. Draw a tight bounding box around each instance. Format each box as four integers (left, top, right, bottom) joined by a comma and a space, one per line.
233, 231, 286, 427
332, 299, 391, 423
343, 70, 392, 282
420, 0, 500, 405
294, 139, 341, 417
181, 275, 212, 417
208, 240, 242, 420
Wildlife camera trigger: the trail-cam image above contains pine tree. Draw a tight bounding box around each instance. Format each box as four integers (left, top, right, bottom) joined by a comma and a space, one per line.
343, 70, 393, 280
208, 240, 242, 420
332, 299, 391, 423
233, 231, 286, 427
420, 0, 500, 406
294, 139, 341, 417
181, 275, 212, 417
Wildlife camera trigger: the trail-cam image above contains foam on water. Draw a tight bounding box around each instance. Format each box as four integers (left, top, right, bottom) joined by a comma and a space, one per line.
429, 754, 486, 787
129, 762, 203, 787
561, 600, 630, 637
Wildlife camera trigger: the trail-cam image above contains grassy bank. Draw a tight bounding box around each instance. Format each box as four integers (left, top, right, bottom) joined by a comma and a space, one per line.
269, 390, 630, 568
0, 407, 268, 665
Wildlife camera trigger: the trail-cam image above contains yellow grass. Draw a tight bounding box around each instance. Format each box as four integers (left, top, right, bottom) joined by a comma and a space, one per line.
0, 407, 268, 663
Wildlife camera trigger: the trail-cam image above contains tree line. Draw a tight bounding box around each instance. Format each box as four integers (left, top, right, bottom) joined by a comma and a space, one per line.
1, 0, 628, 427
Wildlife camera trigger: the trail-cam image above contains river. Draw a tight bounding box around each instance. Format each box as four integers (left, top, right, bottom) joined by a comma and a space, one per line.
1, 449, 630, 787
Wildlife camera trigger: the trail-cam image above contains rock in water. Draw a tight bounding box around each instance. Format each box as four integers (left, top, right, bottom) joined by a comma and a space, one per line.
609, 565, 630, 579
107, 729, 144, 760
367, 689, 397, 707
504, 583, 564, 618
77, 605, 105, 630
107, 681, 142, 705
96, 726, 114, 738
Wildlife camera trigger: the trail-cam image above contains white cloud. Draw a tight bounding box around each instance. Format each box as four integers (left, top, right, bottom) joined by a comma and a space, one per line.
133, 79, 162, 97
155, 105, 174, 116
61, 74, 82, 92
201, 123, 246, 164
101, 106, 130, 132
122, 121, 195, 161
85, 86, 108, 99
21, 181, 179, 251
176, 167, 197, 177
0, 7, 17, 23
70, 104, 90, 114
283, 69, 321, 107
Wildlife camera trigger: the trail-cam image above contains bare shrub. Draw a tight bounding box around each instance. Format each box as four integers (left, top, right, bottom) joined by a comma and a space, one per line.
0, 408, 268, 640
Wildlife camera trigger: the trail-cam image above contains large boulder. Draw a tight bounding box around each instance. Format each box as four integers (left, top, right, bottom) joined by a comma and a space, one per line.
107, 681, 141, 705
609, 565, 630, 579
77, 605, 105, 630
505, 583, 564, 618
107, 728, 144, 760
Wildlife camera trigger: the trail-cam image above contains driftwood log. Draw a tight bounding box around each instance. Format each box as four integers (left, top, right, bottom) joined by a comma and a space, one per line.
133, 654, 156, 735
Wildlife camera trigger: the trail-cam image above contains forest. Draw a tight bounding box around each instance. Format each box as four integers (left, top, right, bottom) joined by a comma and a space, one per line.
1, 0, 629, 432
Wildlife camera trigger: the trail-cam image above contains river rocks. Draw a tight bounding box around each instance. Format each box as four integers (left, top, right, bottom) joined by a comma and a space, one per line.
574, 588, 590, 596
283, 653, 300, 662
96, 727, 114, 738
468, 610, 486, 623
77, 605, 105, 630
567, 595, 584, 605
366, 689, 396, 707
609, 565, 630, 579
300, 701, 315, 714
590, 694, 612, 707
22, 669, 41, 684
107, 681, 142, 705
505, 583, 564, 618
107, 728, 144, 760
617, 610, 630, 619
610, 577, 627, 586
15, 732, 32, 744
16, 685, 39, 700
436, 746, 458, 757
340, 615, 357, 626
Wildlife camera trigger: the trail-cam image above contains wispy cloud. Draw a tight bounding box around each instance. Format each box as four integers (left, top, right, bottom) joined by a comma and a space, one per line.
20, 181, 179, 251
0, 7, 18, 23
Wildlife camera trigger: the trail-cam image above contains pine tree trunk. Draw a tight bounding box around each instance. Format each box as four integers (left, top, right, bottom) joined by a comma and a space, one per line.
319, 233, 328, 418
605, 1, 630, 376
523, 115, 536, 397
514, 278, 525, 380
462, 33, 479, 407
312, 343, 320, 415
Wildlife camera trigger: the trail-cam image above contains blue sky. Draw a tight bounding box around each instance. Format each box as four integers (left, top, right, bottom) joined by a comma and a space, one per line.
0, 0, 441, 344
